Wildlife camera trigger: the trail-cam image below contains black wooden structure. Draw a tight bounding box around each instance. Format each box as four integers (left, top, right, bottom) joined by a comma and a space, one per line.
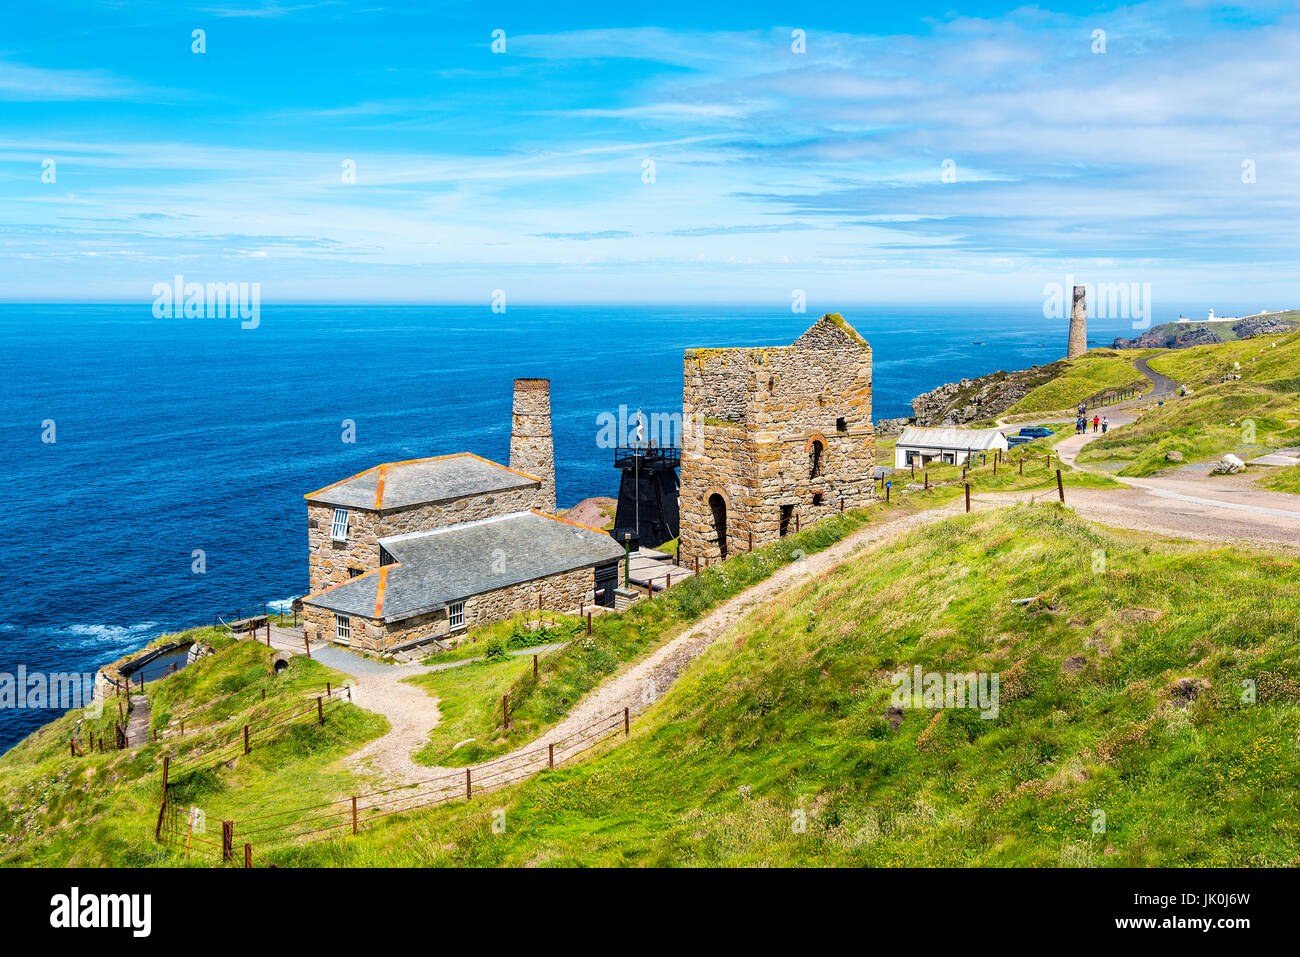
611, 445, 680, 551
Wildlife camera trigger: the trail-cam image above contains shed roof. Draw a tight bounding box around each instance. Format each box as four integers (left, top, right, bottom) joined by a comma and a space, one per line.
305, 452, 539, 512
302, 510, 623, 623
896, 426, 1009, 451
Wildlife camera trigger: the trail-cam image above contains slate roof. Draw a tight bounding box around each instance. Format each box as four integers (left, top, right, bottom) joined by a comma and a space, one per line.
302, 510, 624, 623
895, 426, 1009, 452
305, 453, 539, 512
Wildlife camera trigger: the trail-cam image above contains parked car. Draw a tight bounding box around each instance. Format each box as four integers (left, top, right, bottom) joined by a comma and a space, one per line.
1018, 426, 1054, 439
1006, 434, 1033, 447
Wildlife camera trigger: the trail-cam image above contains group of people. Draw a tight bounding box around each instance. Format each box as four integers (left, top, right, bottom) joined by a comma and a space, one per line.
1074, 402, 1108, 434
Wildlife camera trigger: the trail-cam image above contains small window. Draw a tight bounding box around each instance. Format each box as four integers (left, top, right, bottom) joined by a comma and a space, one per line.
449, 600, 466, 631
812, 493, 824, 507
836, 417, 847, 433
335, 614, 351, 642
809, 440, 824, 479
330, 507, 349, 542
779, 504, 794, 537
348, 567, 363, 578
379, 545, 395, 566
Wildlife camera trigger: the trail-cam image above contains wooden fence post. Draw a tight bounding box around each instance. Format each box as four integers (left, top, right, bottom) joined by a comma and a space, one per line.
243, 724, 250, 755
624, 707, 630, 736
244, 843, 252, 869
317, 696, 324, 725
1019, 458, 1023, 476
162, 756, 170, 800
222, 821, 233, 862
748, 531, 753, 551
327, 682, 331, 699
924, 471, 929, 490
965, 483, 971, 513
548, 743, 554, 769
885, 482, 890, 503
1056, 469, 1065, 503
304, 632, 312, 659
69, 738, 75, 758
352, 796, 358, 835
587, 612, 592, 635
465, 768, 472, 799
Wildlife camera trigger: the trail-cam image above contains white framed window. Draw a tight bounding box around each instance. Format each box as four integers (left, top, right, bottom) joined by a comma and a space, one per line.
448, 601, 466, 631
330, 507, 349, 542
335, 614, 351, 642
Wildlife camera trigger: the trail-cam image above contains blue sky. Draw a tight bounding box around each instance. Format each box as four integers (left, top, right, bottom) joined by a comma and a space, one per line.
2, 0, 1298, 307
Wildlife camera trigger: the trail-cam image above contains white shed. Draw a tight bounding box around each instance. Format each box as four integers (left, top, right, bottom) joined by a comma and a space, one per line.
893, 426, 1009, 469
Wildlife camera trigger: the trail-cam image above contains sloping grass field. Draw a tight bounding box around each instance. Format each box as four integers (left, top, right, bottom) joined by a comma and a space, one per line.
268, 505, 1300, 867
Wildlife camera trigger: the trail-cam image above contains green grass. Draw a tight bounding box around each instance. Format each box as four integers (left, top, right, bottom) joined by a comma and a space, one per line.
1077, 385, 1300, 475
1148, 326, 1300, 387
1256, 464, 1300, 495
275, 505, 1300, 867
1006, 350, 1153, 416
0, 634, 385, 866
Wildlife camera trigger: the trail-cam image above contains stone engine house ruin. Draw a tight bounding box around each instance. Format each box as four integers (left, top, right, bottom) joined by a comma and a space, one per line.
678, 314, 876, 565
299, 379, 622, 654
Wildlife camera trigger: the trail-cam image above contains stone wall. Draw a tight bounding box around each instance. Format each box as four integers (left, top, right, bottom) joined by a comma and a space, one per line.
305, 563, 606, 653
679, 314, 876, 565
306, 482, 541, 593
509, 378, 556, 514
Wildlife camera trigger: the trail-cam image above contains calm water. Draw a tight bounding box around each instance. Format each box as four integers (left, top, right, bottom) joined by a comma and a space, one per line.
0, 302, 1162, 749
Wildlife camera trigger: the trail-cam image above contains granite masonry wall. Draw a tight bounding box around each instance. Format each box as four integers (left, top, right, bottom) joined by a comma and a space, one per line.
304, 564, 603, 653
679, 314, 876, 565
306, 483, 541, 593
509, 378, 556, 515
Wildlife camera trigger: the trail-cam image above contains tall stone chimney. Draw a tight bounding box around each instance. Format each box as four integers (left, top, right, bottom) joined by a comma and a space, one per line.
509, 378, 555, 514
1067, 285, 1088, 358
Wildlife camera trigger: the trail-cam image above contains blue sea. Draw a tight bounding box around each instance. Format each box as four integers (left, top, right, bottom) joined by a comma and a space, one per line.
0, 302, 1178, 750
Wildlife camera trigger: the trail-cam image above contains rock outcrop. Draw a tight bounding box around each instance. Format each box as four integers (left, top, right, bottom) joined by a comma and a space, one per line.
1112, 312, 1299, 349
911, 361, 1066, 427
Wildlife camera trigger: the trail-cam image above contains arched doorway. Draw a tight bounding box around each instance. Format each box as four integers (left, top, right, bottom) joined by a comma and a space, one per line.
708, 493, 728, 559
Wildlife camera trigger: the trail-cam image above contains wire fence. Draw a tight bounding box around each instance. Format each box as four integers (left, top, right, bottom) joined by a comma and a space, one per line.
164, 686, 353, 782
157, 707, 632, 866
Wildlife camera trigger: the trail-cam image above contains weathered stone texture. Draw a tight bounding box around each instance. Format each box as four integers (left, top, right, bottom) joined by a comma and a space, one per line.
679, 314, 876, 565
306, 484, 541, 593
1067, 285, 1088, 358
510, 378, 556, 514
304, 564, 600, 653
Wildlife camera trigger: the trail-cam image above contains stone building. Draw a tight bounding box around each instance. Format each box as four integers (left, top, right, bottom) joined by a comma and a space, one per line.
300, 380, 622, 654
678, 314, 876, 565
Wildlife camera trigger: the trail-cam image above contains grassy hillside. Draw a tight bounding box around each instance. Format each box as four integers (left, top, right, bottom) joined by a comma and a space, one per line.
1006, 349, 1152, 416
1147, 327, 1300, 387
267, 505, 1300, 867
0, 631, 383, 866
1079, 331, 1300, 475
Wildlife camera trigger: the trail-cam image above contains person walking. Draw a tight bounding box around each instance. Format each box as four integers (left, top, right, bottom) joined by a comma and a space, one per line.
1101, 416, 1109, 434
1092, 415, 1100, 433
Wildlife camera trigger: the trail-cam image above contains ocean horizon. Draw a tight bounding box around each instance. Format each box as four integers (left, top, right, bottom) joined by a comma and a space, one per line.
0, 301, 1212, 750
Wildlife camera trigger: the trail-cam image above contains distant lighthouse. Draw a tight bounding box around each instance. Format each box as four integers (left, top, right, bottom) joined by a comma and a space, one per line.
1067, 285, 1088, 358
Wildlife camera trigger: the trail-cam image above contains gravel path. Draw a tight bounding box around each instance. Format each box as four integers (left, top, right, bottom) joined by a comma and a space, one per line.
349, 503, 966, 793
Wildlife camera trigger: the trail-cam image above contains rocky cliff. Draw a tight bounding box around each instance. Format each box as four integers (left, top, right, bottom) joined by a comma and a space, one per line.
1112, 312, 1299, 349
911, 361, 1066, 426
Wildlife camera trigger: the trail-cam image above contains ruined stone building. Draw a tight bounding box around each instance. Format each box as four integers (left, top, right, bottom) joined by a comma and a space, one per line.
678, 314, 876, 565
300, 379, 622, 654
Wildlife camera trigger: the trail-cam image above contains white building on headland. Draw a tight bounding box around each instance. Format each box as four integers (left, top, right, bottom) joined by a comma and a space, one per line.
894, 426, 1009, 468
1176, 308, 1276, 324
